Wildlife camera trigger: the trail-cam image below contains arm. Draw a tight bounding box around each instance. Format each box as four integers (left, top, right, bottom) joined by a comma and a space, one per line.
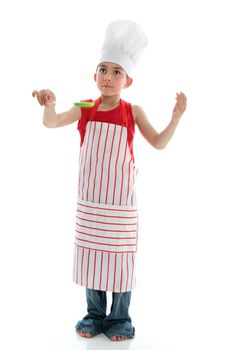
32, 89, 81, 128
132, 92, 187, 149
43, 104, 81, 128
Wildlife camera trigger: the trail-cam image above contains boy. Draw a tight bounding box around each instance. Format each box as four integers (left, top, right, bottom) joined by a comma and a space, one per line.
32, 20, 187, 341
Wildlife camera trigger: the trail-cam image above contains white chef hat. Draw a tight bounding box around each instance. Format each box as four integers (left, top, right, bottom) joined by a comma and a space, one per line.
98, 20, 148, 77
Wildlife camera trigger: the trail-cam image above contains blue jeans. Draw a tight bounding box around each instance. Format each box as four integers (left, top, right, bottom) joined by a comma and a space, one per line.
76, 288, 135, 339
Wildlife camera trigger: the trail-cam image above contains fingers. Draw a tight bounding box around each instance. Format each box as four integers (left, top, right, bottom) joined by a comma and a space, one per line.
172, 91, 187, 119
32, 90, 43, 105
176, 91, 186, 100
175, 92, 187, 108
174, 92, 187, 115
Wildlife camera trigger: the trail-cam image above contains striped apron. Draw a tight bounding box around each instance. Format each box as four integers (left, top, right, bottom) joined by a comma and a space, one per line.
73, 98, 138, 292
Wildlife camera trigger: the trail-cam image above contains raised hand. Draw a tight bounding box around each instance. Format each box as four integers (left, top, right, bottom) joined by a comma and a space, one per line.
32, 89, 56, 107
172, 92, 187, 121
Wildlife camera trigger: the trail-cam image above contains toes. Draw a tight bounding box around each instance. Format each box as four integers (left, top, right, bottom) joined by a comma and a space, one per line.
111, 336, 128, 341
78, 331, 92, 338
85, 333, 92, 338
79, 331, 86, 337
120, 337, 127, 341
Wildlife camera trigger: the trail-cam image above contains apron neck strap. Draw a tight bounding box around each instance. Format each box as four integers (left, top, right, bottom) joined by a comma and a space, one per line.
120, 99, 128, 127
89, 97, 101, 121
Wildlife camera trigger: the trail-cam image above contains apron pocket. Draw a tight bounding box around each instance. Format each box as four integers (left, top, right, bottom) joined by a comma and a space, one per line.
75, 199, 138, 253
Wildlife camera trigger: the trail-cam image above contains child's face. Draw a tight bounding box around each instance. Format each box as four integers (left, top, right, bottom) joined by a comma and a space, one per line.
94, 62, 132, 96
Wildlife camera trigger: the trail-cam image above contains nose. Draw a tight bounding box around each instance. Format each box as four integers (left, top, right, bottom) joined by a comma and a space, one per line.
104, 73, 111, 81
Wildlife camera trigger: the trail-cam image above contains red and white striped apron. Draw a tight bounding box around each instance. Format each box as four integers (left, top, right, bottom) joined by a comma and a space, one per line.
73, 98, 138, 292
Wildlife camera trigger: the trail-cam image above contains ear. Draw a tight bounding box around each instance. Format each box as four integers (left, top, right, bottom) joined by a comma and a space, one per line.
124, 77, 133, 89
94, 73, 97, 82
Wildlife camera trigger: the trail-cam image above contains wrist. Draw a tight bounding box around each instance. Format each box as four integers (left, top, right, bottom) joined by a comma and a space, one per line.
44, 102, 56, 108
171, 116, 180, 124
47, 101, 56, 105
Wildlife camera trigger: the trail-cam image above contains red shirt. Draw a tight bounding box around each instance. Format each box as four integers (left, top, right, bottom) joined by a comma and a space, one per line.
77, 99, 135, 161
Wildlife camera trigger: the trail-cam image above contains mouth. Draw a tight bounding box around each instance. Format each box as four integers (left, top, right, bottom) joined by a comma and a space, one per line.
102, 85, 113, 88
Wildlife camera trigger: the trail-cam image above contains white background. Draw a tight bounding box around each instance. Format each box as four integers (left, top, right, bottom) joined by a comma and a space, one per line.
0, 0, 227, 349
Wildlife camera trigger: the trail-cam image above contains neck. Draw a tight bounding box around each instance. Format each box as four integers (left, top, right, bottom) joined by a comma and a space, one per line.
100, 94, 121, 108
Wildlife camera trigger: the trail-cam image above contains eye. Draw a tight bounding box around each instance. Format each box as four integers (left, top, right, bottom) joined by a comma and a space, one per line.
99, 67, 106, 74
114, 70, 121, 76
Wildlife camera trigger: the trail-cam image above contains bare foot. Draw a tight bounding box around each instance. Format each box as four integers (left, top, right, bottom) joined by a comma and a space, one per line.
111, 336, 128, 341
78, 331, 92, 338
